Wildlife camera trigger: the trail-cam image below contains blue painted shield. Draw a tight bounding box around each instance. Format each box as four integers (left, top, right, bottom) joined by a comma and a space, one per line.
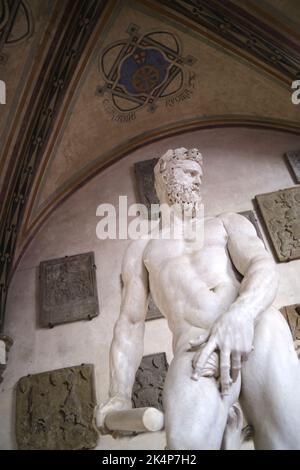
119, 47, 170, 95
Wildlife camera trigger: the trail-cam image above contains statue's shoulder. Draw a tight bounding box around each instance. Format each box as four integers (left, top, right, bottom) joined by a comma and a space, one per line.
121, 238, 150, 280
217, 212, 257, 236
123, 238, 150, 264
218, 211, 245, 223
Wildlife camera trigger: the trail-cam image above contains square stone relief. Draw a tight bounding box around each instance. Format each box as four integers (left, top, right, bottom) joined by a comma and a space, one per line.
39, 252, 99, 327
132, 353, 168, 411
256, 187, 300, 262
16, 364, 98, 450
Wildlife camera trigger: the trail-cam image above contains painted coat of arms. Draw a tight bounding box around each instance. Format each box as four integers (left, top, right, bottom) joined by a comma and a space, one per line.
97, 24, 196, 121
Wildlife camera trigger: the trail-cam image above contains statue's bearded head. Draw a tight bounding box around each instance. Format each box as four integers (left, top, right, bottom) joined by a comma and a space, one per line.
154, 147, 203, 214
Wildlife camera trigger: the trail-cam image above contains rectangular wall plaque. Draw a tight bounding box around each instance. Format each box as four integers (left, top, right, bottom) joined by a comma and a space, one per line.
134, 158, 159, 217
16, 364, 98, 450
286, 151, 300, 184
256, 187, 300, 262
39, 252, 99, 327
280, 304, 300, 357
132, 352, 168, 411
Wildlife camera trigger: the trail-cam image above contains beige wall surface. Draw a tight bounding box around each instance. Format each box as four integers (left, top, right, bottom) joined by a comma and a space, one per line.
1, 126, 300, 449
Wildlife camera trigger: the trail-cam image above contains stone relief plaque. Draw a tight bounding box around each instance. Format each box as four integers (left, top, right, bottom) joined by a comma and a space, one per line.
239, 210, 264, 244
39, 252, 99, 327
280, 304, 300, 357
0, 334, 13, 384
16, 364, 98, 450
286, 151, 300, 184
147, 295, 164, 321
132, 353, 168, 411
134, 158, 159, 217
255, 187, 300, 262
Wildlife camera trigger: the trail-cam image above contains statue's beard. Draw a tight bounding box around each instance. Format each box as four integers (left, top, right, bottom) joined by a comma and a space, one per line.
166, 182, 202, 214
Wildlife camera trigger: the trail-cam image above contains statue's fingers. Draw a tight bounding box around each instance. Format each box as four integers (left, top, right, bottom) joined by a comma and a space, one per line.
231, 352, 241, 383
220, 350, 232, 397
241, 345, 254, 362
191, 339, 216, 381
189, 331, 210, 349
192, 351, 201, 369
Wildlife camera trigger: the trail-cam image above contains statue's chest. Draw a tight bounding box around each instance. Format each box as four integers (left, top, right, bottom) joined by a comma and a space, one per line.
143, 219, 228, 275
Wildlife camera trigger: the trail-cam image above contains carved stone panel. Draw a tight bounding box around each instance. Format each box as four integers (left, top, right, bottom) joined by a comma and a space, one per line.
0, 334, 13, 384
286, 151, 300, 184
146, 295, 164, 321
134, 158, 159, 217
255, 187, 300, 262
39, 252, 99, 327
280, 304, 300, 357
132, 353, 168, 411
238, 210, 264, 244
16, 364, 98, 450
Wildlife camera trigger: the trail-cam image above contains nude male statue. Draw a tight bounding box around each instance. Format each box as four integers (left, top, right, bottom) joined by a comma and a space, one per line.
97, 147, 300, 450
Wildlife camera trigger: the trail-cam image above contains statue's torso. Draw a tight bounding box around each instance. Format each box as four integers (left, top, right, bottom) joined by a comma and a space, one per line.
143, 216, 240, 347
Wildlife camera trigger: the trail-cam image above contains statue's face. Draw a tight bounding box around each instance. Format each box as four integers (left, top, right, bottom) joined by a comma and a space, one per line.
164, 159, 203, 212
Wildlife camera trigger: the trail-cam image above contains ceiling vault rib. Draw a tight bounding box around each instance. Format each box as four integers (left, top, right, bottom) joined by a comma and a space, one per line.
149, 0, 300, 82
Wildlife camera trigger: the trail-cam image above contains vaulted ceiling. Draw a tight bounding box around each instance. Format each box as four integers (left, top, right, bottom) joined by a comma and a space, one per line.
1, 0, 300, 330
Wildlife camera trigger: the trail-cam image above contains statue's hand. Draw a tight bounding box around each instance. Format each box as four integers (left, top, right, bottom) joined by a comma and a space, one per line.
96, 395, 132, 432
190, 312, 254, 396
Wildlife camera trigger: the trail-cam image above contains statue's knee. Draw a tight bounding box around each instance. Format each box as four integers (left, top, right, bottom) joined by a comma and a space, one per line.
166, 430, 203, 450
166, 431, 185, 450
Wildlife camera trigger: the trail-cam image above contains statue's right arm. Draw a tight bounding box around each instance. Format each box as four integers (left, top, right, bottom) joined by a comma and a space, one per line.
96, 239, 149, 429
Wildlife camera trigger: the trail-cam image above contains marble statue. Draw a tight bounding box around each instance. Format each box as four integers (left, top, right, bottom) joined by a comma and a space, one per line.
97, 147, 300, 450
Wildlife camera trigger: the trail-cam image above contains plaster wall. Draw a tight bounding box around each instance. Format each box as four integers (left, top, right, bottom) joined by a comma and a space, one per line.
1, 126, 300, 449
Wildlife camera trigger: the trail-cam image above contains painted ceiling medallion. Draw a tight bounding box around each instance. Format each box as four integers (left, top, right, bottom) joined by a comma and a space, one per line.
97, 24, 196, 121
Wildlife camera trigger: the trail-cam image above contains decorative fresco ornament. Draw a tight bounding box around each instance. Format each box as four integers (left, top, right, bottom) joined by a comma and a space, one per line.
0, 0, 9, 32
280, 304, 300, 358
16, 364, 98, 450
132, 353, 168, 411
39, 252, 99, 328
256, 187, 300, 262
286, 151, 300, 184
0, 0, 34, 65
97, 24, 196, 121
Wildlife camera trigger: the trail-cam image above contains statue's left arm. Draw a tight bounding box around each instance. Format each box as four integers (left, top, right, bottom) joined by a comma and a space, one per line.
192, 212, 279, 395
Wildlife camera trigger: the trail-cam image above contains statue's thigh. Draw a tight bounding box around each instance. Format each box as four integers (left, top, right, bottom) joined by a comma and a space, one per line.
241, 308, 300, 449
163, 350, 228, 450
